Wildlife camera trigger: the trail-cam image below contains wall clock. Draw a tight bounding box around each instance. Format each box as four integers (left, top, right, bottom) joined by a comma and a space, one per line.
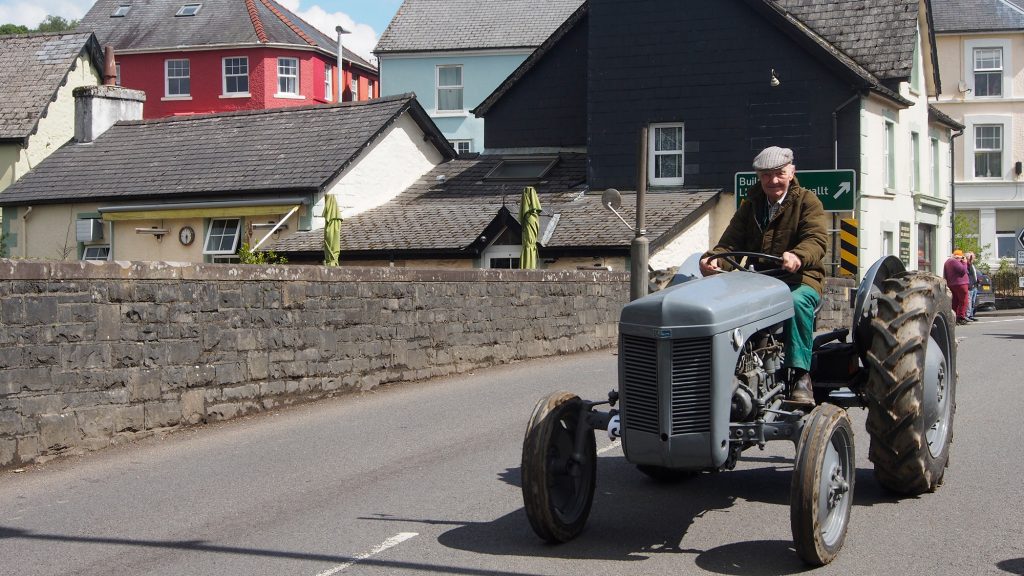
178, 226, 195, 246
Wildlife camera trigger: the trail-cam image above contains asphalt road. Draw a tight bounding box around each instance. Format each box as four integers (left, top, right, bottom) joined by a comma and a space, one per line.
1, 314, 1023, 576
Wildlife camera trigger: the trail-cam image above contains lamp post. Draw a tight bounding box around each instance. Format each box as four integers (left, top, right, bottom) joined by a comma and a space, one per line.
335, 25, 351, 102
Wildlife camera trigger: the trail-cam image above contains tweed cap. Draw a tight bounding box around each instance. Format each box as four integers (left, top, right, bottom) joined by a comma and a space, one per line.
753, 146, 794, 171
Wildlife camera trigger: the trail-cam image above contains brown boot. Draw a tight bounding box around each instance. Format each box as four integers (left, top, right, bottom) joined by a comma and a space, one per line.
790, 370, 815, 407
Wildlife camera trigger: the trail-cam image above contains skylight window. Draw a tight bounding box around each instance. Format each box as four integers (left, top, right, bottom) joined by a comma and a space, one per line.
111, 5, 130, 17
483, 157, 558, 181
176, 3, 201, 16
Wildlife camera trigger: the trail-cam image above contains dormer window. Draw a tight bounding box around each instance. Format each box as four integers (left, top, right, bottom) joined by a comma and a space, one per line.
111, 5, 130, 17
483, 156, 558, 181
176, 3, 201, 16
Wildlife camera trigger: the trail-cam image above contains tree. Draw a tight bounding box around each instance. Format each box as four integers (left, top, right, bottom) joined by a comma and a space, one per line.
0, 23, 30, 34
35, 15, 78, 33
952, 212, 989, 262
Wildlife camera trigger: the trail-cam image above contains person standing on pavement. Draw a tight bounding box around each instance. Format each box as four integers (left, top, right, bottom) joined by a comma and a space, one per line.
700, 146, 827, 406
965, 252, 980, 322
943, 249, 969, 325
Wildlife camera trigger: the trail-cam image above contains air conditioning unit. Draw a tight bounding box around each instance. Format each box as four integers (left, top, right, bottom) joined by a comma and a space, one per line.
76, 219, 104, 242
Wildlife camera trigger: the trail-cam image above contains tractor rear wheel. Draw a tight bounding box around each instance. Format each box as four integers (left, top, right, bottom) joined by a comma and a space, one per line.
790, 403, 855, 566
521, 391, 596, 543
864, 271, 956, 495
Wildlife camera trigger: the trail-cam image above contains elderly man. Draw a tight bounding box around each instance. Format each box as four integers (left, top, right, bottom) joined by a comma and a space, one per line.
700, 146, 828, 406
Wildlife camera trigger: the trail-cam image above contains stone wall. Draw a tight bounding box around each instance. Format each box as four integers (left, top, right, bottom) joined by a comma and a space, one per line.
0, 260, 629, 469
0, 260, 857, 470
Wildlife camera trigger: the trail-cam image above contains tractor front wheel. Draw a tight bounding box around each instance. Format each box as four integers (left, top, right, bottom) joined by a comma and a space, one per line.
790, 403, 855, 566
521, 391, 596, 543
864, 272, 956, 495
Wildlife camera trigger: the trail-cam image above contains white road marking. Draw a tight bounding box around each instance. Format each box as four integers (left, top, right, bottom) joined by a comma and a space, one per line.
598, 439, 621, 455
314, 532, 418, 576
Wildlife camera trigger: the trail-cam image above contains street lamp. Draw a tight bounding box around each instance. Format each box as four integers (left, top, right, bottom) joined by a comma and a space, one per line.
335, 25, 351, 102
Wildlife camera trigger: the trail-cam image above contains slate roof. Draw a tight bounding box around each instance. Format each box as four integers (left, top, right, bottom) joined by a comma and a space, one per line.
0, 32, 104, 143
78, 0, 375, 71
374, 0, 585, 54
270, 153, 720, 256
931, 0, 1024, 32
0, 94, 454, 206
773, 0, 922, 82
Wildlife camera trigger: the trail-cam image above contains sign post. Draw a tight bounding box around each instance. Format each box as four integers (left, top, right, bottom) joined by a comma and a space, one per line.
734, 169, 856, 212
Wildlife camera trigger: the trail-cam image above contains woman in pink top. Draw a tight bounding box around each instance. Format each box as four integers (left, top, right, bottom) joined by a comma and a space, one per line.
943, 249, 969, 324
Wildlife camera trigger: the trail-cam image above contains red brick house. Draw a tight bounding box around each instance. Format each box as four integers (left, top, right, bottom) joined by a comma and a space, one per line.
77, 0, 378, 118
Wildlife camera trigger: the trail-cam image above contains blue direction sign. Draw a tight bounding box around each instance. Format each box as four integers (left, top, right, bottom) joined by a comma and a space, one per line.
735, 169, 856, 212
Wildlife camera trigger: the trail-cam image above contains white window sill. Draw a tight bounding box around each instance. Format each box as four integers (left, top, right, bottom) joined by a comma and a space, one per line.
883, 187, 897, 195
433, 110, 468, 117
161, 96, 193, 101
274, 93, 305, 100
220, 93, 251, 99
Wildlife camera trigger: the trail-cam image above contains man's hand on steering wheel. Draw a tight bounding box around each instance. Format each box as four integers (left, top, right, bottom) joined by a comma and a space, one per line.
781, 251, 802, 273
699, 256, 721, 276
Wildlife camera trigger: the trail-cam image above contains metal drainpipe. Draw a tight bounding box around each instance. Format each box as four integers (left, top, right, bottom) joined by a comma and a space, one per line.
831, 92, 860, 276
949, 128, 963, 252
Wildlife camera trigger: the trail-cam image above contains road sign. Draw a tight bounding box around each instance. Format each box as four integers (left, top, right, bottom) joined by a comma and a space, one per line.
735, 169, 856, 212
839, 218, 858, 277
1017, 249, 1024, 267
1017, 227, 1024, 249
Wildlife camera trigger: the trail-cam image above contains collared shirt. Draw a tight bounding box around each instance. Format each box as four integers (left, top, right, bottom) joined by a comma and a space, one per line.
765, 191, 788, 225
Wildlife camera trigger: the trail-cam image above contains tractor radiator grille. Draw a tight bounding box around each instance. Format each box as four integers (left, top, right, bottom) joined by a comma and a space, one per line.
670, 338, 712, 434
621, 335, 659, 435
621, 334, 712, 436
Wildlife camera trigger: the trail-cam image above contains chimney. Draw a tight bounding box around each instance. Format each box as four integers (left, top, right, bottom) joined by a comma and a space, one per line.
74, 46, 146, 143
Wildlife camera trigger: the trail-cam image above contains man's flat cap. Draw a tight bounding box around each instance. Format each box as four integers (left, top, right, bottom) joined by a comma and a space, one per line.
753, 146, 793, 171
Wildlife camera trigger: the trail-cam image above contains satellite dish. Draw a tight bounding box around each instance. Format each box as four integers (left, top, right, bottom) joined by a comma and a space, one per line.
602, 188, 622, 211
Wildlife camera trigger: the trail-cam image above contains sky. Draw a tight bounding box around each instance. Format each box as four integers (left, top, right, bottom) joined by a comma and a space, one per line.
0, 0, 403, 61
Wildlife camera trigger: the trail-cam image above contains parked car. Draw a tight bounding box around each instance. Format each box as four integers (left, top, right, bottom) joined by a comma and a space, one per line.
976, 273, 996, 311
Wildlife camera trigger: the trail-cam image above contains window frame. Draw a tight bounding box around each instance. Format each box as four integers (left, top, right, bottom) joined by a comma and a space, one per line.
276, 57, 299, 96
930, 137, 940, 196
973, 47, 1003, 98
648, 122, 685, 187
176, 3, 201, 16
164, 59, 190, 97
221, 56, 249, 96
910, 131, 920, 192
964, 39, 1012, 99
350, 76, 359, 100
450, 140, 472, 155
203, 218, 242, 255
435, 64, 464, 113
973, 124, 1003, 179
111, 5, 130, 17
324, 61, 332, 101
82, 245, 111, 261
996, 233, 1018, 259
883, 120, 896, 191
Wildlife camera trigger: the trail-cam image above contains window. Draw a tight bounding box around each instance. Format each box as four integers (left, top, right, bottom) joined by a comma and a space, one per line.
996, 232, 1018, 259
367, 81, 375, 99
484, 156, 557, 181
481, 227, 521, 269
176, 3, 201, 16
350, 76, 359, 100
648, 123, 684, 186
450, 140, 471, 155
974, 48, 1003, 97
883, 121, 895, 190
82, 246, 111, 261
111, 5, 130, 17
165, 59, 190, 97
203, 219, 241, 255
931, 138, 940, 196
974, 125, 1002, 178
222, 57, 248, 95
436, 65, 463, 112
910, 132, 920, 192
324, 62, 332, 100
115, 62, 121, 86
917, 224, 935, 272
277, 57, 299, 95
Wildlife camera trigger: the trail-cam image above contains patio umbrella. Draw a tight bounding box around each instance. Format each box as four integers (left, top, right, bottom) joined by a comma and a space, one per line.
322, 194, 341, 266
519, 186, 542, 269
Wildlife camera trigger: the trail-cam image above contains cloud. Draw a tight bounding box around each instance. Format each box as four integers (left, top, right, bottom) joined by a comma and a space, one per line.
275, 0, 378, 64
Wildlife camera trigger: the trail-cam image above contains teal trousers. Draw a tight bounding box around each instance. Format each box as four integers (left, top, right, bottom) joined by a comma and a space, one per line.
785, 284, 820, 372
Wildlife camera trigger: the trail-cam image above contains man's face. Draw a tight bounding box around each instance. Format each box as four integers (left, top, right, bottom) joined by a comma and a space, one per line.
757, 164, 795, 202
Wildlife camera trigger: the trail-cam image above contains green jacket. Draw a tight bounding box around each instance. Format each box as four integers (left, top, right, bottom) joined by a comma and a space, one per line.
704, 179, 828, 294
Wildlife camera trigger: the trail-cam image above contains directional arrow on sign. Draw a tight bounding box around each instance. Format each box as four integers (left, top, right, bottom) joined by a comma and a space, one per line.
834, 181, 851, 200
1017, 226, 1024, 249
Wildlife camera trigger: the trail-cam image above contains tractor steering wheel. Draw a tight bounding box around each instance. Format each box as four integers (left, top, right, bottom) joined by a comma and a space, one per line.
709, 251, 787, 277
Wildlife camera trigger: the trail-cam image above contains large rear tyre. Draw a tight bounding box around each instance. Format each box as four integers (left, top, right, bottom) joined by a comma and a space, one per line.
864, 271, 956, 495
790, 403, 855, 566
521, 392, 596, 543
